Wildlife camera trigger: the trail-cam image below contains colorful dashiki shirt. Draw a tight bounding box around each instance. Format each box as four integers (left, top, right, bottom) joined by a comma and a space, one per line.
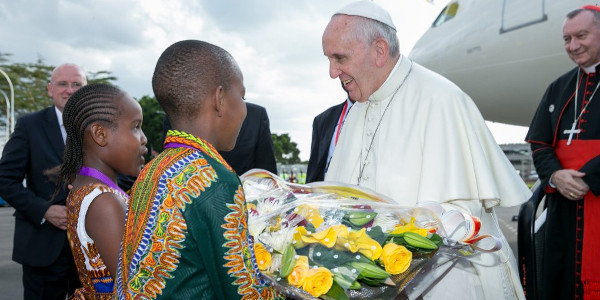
117, 130, 281, 300
66, 183, 127, 299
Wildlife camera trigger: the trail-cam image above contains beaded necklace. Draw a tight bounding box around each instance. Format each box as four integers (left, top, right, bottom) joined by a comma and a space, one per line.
163, 130, 234, 173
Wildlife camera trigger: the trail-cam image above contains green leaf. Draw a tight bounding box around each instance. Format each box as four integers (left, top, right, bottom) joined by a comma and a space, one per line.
430, 233, 443, 247
279, 244, 297, 277
323, 280, 350, 300
367, 226, 387, 245
309, 244, 354, 269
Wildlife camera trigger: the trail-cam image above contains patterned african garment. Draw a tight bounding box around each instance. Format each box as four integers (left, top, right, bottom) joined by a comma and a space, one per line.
116, 130, 281, 300
66, 183, 127, 299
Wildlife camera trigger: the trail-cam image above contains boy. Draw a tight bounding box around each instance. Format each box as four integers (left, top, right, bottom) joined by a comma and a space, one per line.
117, 40, 279, 299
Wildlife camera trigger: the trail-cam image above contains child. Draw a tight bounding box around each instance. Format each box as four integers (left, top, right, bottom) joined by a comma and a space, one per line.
117, 40, 281, 299
57, 83, 147, 298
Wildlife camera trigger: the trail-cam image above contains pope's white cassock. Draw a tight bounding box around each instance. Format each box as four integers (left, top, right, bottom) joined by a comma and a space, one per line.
326, 55, 531, 299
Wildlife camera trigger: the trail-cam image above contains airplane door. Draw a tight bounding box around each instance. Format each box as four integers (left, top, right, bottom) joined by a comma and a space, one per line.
501, 0, 547, 33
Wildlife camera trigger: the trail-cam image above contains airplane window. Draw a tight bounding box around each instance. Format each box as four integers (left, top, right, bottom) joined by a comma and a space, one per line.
433, 1, 459, 27
500, 0, 546, 34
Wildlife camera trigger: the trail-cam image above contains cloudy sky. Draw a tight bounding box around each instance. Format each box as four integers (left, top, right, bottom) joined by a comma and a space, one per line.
0, 0, 528, 160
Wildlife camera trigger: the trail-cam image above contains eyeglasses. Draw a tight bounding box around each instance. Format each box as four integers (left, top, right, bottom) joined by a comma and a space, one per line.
51, 81, 84, 90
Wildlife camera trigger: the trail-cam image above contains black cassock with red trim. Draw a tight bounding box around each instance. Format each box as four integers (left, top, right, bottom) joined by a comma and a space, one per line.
526, 64, 600, 299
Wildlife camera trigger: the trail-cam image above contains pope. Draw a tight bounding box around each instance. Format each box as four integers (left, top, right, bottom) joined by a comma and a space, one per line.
322, 1, 531, 299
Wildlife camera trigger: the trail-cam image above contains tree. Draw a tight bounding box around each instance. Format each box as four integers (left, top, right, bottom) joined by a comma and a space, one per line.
0, 52, 117, 121
271, 133, 301, 164
137, 95, 165, 160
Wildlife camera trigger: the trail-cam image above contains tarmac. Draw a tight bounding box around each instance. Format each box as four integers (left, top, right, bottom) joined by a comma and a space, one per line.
0, 207, 21, 300
0, 205, 520, 300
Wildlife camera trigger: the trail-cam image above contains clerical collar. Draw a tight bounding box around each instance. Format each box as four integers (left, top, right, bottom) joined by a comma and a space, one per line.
582, 62, 600, 74
368, 55, 411, 103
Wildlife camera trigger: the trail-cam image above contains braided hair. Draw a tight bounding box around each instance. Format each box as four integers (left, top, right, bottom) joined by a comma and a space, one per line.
56, 83, 123, 190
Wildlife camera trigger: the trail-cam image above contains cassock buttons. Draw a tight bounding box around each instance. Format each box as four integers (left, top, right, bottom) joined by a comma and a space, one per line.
549, 104, 555, 113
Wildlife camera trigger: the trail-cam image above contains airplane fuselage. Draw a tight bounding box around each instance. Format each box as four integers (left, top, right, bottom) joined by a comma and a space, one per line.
409, 0, 585, 126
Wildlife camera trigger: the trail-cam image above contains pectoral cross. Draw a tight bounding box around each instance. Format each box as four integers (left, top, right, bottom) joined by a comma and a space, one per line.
564, 122, 581, 146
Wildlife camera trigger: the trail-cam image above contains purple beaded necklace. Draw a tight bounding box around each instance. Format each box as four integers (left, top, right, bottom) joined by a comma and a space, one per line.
78, 166, 128, 197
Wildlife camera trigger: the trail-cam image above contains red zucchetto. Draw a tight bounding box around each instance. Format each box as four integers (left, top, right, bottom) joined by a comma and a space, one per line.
583, 5, 600, 13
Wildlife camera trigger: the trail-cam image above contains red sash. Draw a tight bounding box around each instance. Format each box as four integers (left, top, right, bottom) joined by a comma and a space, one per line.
556, 140, 600, 299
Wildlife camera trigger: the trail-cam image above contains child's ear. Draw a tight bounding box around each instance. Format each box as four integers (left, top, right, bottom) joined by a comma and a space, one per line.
214, 86, 224, 117
89, 123, 109, 147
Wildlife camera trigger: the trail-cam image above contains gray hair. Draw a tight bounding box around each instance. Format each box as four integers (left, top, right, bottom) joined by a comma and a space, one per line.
336, 14, 400, 58
567, 8, 600, 27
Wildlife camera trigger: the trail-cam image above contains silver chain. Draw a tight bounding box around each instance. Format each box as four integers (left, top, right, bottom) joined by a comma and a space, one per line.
573, 68, 599, 125
357, 61, 413, 184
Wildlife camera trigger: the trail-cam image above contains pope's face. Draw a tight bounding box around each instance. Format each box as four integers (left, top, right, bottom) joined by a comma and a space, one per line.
323, 15, 380, 103
563, 10, 600, 68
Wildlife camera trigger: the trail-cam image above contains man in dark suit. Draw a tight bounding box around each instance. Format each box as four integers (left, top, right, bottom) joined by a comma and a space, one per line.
307, 88, 355, 183
163, 102, 277, 176
0, 63, 85, 299
220, 102, 277, 175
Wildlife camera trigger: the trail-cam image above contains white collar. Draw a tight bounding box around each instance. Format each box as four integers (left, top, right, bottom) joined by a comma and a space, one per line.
582, 62, 600, 74
54, 106, 63, 126
368, 55, 411, 103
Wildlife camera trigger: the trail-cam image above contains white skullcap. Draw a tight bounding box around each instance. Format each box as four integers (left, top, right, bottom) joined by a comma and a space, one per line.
334, 0, 396, 30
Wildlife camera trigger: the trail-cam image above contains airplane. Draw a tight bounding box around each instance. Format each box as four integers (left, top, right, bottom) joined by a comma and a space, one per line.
408, 1, 588, 298
408, 0, 586, 127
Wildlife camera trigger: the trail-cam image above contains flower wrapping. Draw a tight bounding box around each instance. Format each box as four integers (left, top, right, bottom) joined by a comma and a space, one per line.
242, 170, 496, 299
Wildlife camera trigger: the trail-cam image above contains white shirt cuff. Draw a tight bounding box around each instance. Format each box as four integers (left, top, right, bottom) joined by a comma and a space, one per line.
548, 174, 556, 188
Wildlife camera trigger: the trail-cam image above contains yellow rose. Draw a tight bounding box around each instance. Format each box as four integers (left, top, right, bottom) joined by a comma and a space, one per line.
287, 255, 309, 287
302, 267, 334, 297
254, 242, 272, 271
380, 243, 412, 275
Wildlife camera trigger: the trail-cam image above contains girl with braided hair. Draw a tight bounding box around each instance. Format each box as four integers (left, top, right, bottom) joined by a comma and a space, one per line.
57, 83, 147, 299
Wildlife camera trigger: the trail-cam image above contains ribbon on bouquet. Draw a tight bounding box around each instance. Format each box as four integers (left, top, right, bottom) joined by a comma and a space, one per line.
417, 202, 503, 253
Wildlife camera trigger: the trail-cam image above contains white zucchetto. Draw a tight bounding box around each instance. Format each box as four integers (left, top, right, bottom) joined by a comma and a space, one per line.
334, 0, 396, 30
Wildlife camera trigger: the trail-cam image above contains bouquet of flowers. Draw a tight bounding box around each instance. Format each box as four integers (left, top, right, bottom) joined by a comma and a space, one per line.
242, 170, 497, 299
